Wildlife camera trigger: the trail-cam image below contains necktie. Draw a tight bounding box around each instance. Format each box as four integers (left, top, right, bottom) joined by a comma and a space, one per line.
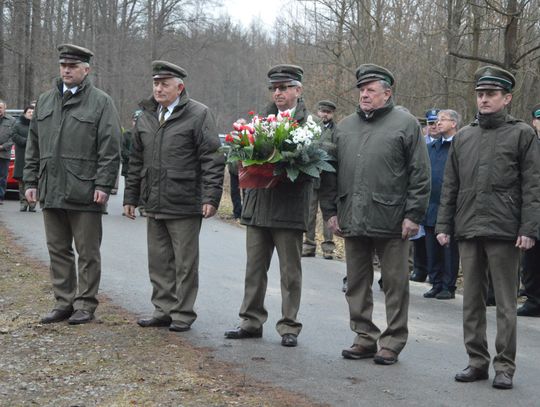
159, 108, 167, 125
63, 90, 72, 105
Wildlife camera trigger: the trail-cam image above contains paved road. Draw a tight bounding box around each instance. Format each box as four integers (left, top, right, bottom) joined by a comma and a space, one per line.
2, 186, 540, 406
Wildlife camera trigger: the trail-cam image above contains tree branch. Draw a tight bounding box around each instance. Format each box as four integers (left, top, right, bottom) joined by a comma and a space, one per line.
449, 51, 504, 67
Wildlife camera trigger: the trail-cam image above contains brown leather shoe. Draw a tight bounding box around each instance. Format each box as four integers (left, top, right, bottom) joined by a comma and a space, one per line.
137, 317, 171, 327
68, 309, 94, 325
455, 366, 489, 382
169, 322, 191, 332
224, 327, 262, 339
40, 308, 73, 324
342, 344, 377, 360
374, 348, 399, 365
492, 371, 513, 389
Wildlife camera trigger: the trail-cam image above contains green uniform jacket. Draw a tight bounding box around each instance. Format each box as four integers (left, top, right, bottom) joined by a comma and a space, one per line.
436, 112, 540, 240
313, 119, 337, 190
24, 77, 121, 212
240, 99, 313, 231
320, 100, 431, 238
0, 115, 15, 159
123, 91, 224, 216
11, 115, 30, 180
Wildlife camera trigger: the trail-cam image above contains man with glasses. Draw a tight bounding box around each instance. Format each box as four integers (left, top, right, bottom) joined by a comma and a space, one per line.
423, 110, 460, 300
437, 66, 539, 389
225, 64, 312, 347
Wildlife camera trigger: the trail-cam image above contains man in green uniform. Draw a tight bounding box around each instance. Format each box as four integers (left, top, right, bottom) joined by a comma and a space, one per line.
302, 100, 337, 259
25, 44, 121, 325
320, 64, 431, 364
436, 66, 540, 389
123, 61, 224, 332
224, 64, 312, 347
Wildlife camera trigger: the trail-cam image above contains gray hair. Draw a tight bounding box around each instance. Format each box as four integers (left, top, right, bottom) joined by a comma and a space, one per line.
379, 80, 392, 91
440, 109, 461, 128
0, 99, 5, 107
173, 77, 184, 86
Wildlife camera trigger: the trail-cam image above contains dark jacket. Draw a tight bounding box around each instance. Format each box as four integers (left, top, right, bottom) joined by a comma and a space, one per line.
11, 114, 31, 180
123, 91, 224, 216
313, 119, 337, 190
121, 128, 133, 177
0, 114, 15, 160
424, 137, 453, 227
240, 99, 313, 231
320, 99, 431, 238
436, 112, 540, 240
24, 77, 122, 212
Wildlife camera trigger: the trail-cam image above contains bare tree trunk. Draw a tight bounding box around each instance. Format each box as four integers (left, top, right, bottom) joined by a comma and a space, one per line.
0, 0, 5, 99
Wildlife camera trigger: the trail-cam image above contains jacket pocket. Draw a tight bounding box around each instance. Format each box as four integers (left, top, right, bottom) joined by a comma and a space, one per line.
166, 169, 196, 201
37, 108, 53, 121
270, 182, 309, 223
368, 192, 405, 232
242, 189, 256, 219
139, 168, 149, 202
336, 192, 352, 230
64, 161, 97, 204
38, 161, 48, 202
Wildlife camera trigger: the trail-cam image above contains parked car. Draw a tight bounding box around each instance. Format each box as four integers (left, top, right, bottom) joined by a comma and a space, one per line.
6, 109, 23, 193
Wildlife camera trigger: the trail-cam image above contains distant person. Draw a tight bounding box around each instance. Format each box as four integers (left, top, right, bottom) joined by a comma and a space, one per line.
25, 44, 121, 325
123, 61, 224, 332
425, 108, 440, 143
423, 109, 460, 300
11, 105, 36, 211
224, 64, 312, 348
410, 108, 439, 283
437, 66, 540, 389
321, 64, 430, 365
229, 118, 246, 221
0, 99, 15, 204
302, 100, 337, 259
517, 103, 540, 317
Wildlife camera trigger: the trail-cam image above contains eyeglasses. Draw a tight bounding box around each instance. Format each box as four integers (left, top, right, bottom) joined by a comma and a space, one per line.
268, 84, 297, 92
437, 118, 454, 122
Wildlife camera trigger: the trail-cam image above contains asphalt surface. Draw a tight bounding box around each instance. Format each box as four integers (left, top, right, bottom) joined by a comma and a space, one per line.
2, 185, 540, 406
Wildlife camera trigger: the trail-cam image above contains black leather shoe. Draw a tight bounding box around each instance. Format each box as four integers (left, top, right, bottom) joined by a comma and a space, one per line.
281, 333, 298, 347
169, 322, 191, 332
455, 366, 489, 382
68, 309, 94, 325
224, 327, 262, 339
410, 272, 427, 282
423, 287, 441, 298
40, 308, 73, 324
492, 371, 513, 389
342, 344, 377, 360
435, 289, 455, 300
137, 317, 172, 327
517, 302, 540, 317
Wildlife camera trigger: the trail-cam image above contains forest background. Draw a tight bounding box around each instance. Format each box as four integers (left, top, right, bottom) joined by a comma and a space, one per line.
1, 0, 539, 130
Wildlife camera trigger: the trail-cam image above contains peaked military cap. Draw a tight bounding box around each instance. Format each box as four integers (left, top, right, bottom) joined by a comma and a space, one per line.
425, 108, 440, 122
355, 64, 395, 87
532, 103, 540, 119
318, 100, 337, 111
267, 64, 304, 83
58, 44, 94, 63
152, 60, 188, 80
475, 66, 515, 91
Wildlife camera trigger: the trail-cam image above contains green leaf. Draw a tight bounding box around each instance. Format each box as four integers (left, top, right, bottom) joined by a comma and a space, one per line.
286, 166, 300, 182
